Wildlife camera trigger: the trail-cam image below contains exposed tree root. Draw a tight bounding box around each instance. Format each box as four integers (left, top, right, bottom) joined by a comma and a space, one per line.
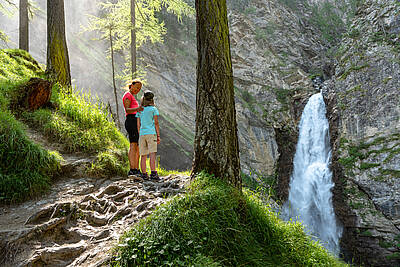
0, 174, 189, 266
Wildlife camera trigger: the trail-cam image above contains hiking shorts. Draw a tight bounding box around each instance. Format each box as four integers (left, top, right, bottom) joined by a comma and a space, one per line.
139, 134, 157, 156
125, 114, 139, 143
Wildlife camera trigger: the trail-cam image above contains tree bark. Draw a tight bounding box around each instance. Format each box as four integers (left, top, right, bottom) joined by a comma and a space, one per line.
46, 0, 71, 88
110, 28, 121, 129
192, 0, 241, 189
19, 0, 29, 51
130, 0, 136, 79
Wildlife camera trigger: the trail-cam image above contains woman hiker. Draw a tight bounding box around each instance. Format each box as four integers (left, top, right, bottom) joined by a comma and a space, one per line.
123, 80, 144, 177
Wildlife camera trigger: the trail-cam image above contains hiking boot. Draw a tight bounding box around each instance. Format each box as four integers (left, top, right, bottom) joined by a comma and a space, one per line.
150, 171, 160, 181
128, 169, 141, 177
141, 172, 149, 180
127, 169, 135, 177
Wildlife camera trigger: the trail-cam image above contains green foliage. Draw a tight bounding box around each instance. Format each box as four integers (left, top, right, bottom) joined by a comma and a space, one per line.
278, 0, 360, 46
111, 172, 346, 266
229, 0, 251, 12
273, 87, 292, 112
0, 0, 16, 46
339, 63, 369, 80
360, 230, 372, 237
386, 252, 400, 260
359, 162, 380, 170
242, 171, 277, 199
87, 150, 128, 177
0, 49, 43, 81
308, 1, 346, 44
0, 111, 61, 202
85, 0, 194, 82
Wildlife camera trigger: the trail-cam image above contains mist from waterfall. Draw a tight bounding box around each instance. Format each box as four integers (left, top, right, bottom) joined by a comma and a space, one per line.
282, 92, 342, 255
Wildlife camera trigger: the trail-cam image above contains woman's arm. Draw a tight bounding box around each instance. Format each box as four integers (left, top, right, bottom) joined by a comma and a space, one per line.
137, 117, 141, 135
124, 98, 143, 113
154, 115, 160, 144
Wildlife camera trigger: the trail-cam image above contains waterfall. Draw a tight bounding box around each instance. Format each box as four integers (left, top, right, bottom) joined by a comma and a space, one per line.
282, 92, 342, 255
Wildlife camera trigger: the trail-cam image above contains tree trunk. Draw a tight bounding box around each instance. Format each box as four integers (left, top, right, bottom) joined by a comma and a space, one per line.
130, 0, 136, 79
46, 0, 71, 88
19, 0, 29, 51
110, 28, 121, 129
192, 0, 241, 189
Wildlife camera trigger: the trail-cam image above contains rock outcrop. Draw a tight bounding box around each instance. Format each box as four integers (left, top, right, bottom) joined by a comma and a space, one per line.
324, 0, 400, 265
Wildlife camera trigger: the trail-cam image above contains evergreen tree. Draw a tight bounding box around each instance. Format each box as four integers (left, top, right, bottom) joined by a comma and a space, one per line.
90, 0, 193, 82
46, 0, 71, 87
0, 0, 16, 45
130, 0, 136, 79
192, 0, 241, 189
19, 0, 28, 51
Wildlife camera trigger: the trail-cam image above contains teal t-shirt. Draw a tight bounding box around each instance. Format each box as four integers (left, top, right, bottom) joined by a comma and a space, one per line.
136, 106, 159, 135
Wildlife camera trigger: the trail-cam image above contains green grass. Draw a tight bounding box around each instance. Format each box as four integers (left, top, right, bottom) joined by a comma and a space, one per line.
0, 110, 61, 202
111, 172, 346, 266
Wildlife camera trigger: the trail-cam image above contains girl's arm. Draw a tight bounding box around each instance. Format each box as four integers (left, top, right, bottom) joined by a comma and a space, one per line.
124, 98, 143, 113
154, 115, 160, 144
137, 117, 141, 135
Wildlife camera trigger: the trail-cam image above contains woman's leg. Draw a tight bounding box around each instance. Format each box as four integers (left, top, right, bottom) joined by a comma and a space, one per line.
128, 142, 135, 169
133, 143, 140, 169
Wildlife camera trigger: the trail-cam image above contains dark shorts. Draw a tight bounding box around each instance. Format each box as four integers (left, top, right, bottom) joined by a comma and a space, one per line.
125, 114, 139, 143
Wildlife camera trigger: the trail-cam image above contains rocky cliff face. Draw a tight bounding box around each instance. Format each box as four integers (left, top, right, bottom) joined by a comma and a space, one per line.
324, 0, 400, 265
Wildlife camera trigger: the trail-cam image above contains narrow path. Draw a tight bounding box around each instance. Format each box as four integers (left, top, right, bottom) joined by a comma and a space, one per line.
0, 173, 188, 266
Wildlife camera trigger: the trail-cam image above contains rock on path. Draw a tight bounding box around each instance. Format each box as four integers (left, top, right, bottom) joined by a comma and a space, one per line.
0, 174, 189, 267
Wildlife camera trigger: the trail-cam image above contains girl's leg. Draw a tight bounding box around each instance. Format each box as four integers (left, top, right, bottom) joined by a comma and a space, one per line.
140, 155, 147, 174
149, 152, 156, 172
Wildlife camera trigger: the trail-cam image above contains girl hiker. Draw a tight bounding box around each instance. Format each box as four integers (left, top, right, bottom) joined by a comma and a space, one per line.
123, 80, 144, 177
136, 90, 161, 180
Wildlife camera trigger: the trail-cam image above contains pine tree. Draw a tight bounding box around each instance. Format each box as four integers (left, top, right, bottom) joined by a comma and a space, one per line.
19, 0, 28, 51
46, 0, 71, 87
192, 0, 241, 189
130, 0, 136, 79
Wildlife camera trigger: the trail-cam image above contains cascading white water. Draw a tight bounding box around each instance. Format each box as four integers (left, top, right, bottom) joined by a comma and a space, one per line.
282, 92, 342, 255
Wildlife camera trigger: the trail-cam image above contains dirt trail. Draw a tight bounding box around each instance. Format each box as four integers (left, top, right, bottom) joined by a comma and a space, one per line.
0, 127, 189, 267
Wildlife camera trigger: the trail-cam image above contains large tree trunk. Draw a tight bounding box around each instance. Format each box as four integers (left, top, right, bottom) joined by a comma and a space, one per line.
46, 0, 71, 88
110, 28, 121, 129
19, 0, 29, 51
130, 0, 136, 79
192, 0, 241, 189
